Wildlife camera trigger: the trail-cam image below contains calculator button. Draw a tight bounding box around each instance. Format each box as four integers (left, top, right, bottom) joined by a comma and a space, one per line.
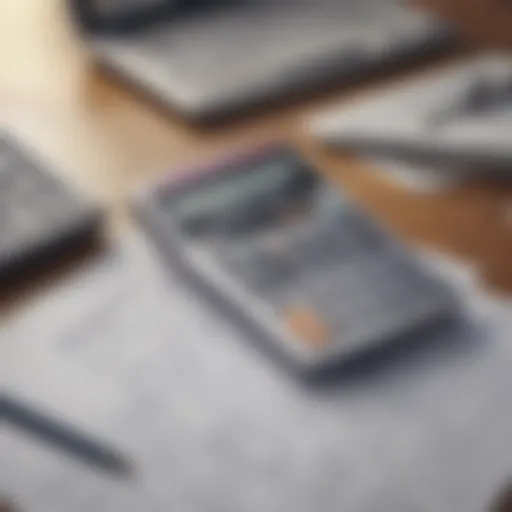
292, 220, 365, 269
281, 305, 332, 349
214, 245, 296, 295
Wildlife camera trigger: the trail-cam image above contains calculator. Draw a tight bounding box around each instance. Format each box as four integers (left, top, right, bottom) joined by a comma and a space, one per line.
0, 134, 102, 280
136, 145, 456, 374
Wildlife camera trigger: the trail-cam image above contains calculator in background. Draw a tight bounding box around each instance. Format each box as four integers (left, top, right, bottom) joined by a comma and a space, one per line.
136, 145, 456, 375
0, 134, 103, 281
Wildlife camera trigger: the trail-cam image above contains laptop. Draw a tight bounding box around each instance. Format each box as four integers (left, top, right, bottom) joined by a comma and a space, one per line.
72, 0, 455, 120
309, 54, 512, 173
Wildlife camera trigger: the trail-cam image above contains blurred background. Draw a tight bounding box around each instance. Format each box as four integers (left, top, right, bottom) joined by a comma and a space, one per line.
1, 1, 512, 511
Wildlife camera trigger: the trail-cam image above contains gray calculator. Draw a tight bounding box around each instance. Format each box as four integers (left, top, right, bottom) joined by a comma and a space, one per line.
0, 134, 102, 280
136, 145, 456, 374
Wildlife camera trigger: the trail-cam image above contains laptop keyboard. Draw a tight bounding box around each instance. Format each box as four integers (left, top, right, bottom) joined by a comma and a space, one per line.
124, 0, 447, 88
311, 54, 512, 167
429, 65, 512, 126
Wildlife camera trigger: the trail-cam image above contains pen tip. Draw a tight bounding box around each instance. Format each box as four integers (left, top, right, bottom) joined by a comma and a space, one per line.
109, 456, 135, 479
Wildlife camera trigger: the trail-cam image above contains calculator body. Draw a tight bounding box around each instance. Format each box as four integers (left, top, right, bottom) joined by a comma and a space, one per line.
136, 145, 456, 374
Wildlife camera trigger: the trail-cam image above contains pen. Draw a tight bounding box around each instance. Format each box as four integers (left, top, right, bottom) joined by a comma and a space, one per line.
2, 395, 132, 478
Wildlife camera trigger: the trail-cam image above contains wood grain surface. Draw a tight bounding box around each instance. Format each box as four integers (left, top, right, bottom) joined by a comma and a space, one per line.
0, 0, 511, 318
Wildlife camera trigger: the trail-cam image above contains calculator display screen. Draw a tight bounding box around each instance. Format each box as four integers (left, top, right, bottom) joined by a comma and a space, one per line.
166, 153, 322, 237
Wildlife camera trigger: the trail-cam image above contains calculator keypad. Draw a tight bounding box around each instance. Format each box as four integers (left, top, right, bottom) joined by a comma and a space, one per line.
206, 184, 451, 358
213, 240, 297, 297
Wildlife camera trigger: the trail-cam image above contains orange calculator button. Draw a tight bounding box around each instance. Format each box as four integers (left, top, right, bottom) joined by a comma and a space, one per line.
282, 305, 332, 349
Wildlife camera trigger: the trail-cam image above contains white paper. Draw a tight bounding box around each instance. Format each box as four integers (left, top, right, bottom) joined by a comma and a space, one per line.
2, 238, 511, 512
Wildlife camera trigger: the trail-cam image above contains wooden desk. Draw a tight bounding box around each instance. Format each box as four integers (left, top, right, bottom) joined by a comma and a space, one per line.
1, 0, 511, 320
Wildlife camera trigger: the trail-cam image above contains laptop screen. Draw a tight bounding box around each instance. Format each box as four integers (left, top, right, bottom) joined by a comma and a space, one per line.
89, 0, 177, 17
